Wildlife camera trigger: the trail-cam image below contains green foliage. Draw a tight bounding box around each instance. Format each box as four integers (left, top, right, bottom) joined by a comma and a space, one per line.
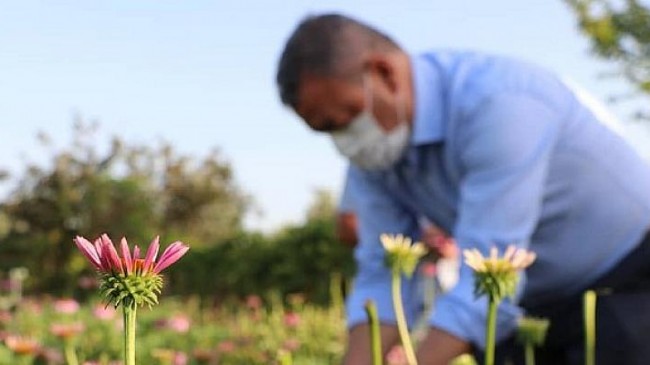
0, 121, 355, 304
0, 296, 346, 364
565, 0, 650, 116
168, 217, 355, 305
0, 121, 249, 294
165, 189, 355, 305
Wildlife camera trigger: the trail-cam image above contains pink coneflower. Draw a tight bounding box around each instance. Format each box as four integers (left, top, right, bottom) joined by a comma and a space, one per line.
73, 233, 190, 365
152, 349, 188, 365
35, 347, 64, 364
245, 294, 262, 310
165, 314, 191, 333
173, 352, 188, 365
53, 298, 80, 314
78, 275, 99, 290
283, 312, 301, 328
4, 335, 40, 355
217, 340, 236, 354
0, 310, 12, 324
282, 338, 301, 352
92, 304, 116, 321
73, 234, 189, 276
50, 322, 85, 338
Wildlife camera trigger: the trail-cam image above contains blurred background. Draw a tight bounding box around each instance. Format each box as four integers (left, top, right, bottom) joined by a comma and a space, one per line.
1, 1, 649, 364
1, 0, 649, 300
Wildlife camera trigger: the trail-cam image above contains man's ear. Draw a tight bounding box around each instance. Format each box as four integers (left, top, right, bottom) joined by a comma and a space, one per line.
364, 53, 399, 93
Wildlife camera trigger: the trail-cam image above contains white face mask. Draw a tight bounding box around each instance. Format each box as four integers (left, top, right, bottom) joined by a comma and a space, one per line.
331, 79, 410, 170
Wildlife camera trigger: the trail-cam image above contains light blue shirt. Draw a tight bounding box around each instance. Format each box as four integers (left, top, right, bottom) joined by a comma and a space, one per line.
346, 51, 650, 346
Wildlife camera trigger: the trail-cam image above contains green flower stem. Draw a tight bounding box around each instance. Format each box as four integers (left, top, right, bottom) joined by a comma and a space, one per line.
484, 297, 499, 365
583, 290, 596, 365
64, 339, 79, 365
391, 271, 418, 365
524, 343, 535, 365
364, 300, 383, 365
330, 272, 344, 312
124, 305, 137, 365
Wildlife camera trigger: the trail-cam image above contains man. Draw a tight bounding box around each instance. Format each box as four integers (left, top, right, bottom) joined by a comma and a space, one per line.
276, 13, 650, 365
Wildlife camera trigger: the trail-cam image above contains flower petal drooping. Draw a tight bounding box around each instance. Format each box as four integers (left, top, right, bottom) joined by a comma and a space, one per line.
73, 236, 102, 270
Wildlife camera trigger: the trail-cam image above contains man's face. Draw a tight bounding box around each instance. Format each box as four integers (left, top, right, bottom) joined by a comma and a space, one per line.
294, 74, 365, 133
294, 69, 404, 134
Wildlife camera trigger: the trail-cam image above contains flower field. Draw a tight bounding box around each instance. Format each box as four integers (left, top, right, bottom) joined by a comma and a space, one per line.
0, 294, 347, 365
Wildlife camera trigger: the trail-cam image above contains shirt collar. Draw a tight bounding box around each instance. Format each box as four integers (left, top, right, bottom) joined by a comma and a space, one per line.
409, 53, 444, 145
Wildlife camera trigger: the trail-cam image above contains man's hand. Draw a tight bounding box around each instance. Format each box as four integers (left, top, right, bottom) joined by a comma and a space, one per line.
342, 323, 471, 365
421, 222, 458, 260
417, 327, 471, 364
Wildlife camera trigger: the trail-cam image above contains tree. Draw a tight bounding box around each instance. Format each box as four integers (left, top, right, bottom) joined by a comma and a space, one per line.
0, 121, 249, 293
565, 0, 650, 117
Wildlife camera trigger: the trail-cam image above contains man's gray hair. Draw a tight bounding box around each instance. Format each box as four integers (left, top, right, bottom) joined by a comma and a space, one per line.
276, 13, 400, 108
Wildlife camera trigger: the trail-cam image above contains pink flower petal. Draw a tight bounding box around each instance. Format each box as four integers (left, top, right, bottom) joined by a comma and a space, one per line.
95, 238, 110, 272
143, 236, 160, 273
73, 236, 102, 270
120, 237, 133, 275
133, 245, 141, 260
153, 242, 189, 273
101, 234, 123, 274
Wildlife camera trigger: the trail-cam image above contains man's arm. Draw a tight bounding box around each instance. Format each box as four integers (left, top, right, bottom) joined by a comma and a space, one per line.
427, 94, 561, 351
417, 327, 472, 365
342, 165, 421, 364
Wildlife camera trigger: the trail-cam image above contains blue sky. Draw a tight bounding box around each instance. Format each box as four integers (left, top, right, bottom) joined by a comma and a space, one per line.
1, 1, 648, 231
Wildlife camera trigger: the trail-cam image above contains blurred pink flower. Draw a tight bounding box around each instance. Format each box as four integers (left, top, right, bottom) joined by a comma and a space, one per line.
282, 338, 301, 352
77, 275, 99, 290
0, 279, 11, 291
36, 347, 64, 364
92, 304, 117, 320
245, 294, 262, 310
217, 340, 236, 354
165, 314, 191, 333
283, 312, 301, 328
50, 322, 85, 338
152, 349, 187, 365
4, 334, 40, 355
173, 352, 188, 365
73, 234, 189, 276
53, 298, 80, 314
22, 299, 43, 314
420, 261, 437, 278
0, 310, 12, 324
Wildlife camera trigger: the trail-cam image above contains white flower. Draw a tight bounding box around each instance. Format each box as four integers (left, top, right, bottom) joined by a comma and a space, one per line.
463, 245, 537, 301
380, 234, 428, 277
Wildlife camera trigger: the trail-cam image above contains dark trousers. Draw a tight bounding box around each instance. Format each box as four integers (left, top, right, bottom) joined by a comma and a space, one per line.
476, 230, 650, 365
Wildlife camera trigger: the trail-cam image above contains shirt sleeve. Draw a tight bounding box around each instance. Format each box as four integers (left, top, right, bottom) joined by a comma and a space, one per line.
347, 165, 420, 264
430, 94, 561, 347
